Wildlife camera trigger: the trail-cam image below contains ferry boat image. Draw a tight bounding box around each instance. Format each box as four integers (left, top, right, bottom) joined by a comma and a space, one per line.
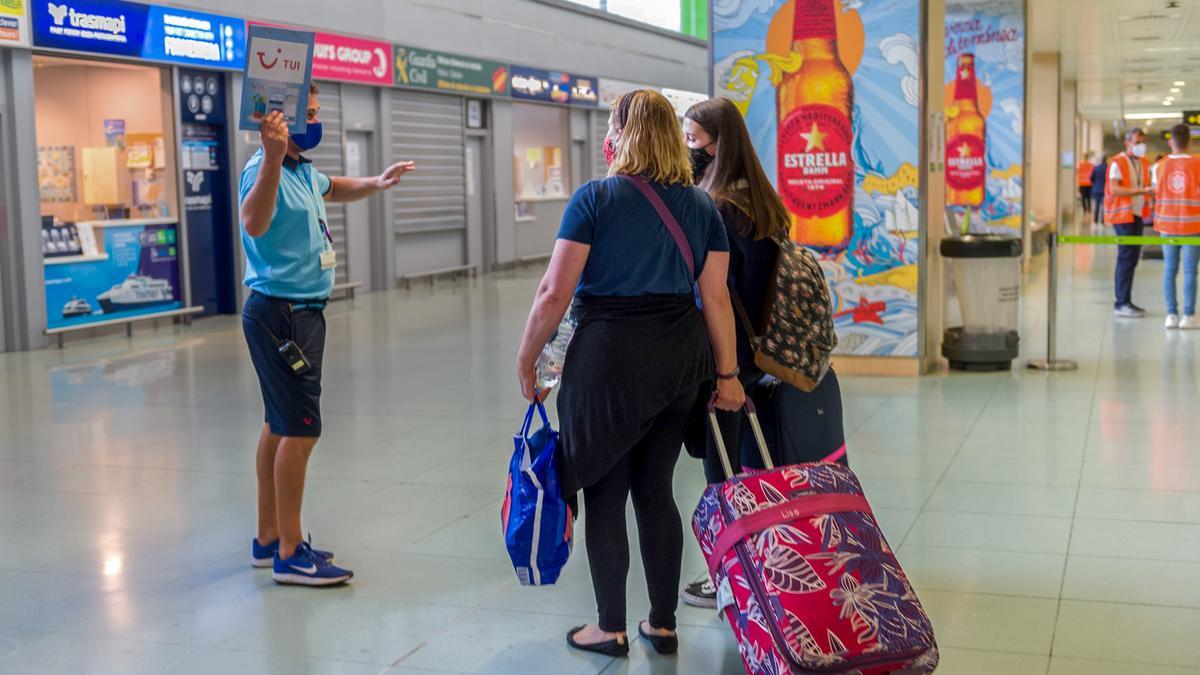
97, 275, 175, 314
62, 297, 94, 318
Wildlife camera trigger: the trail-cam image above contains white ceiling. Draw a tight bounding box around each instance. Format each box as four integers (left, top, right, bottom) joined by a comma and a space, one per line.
1033, 0, 1200, 121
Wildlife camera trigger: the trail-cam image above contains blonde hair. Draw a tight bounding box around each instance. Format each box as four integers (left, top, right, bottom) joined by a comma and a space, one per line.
607, 90, 694, 186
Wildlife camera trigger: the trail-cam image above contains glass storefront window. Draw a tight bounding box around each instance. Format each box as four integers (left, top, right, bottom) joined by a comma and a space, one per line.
33, 54, 186, 331
33, 55, 179, 224
513, 103, 571, 202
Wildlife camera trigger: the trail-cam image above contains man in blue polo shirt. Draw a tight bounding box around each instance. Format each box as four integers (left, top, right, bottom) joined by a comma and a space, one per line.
240, 83, 414, 586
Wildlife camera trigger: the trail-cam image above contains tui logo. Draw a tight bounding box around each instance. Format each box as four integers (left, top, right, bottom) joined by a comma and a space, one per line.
256, 48, 279, 70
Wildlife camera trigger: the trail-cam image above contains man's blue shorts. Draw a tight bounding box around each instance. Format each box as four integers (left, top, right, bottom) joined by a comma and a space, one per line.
242, 292, 326, 438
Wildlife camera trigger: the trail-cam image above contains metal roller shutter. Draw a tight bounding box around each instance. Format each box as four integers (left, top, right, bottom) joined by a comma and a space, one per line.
390, 91, 467, 236
306, 82, 349, 284
591, 110, 609, 181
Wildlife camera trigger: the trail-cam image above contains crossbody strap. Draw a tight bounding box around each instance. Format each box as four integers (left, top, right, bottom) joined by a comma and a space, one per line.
618, 174, 696, 280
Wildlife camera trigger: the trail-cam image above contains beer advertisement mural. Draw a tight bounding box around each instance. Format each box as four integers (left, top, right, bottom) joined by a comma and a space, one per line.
945, 1, 1025, 233
713, 0, 923, 357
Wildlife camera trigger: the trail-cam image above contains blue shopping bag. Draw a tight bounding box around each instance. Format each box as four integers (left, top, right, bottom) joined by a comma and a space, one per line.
501, 401, 573, 586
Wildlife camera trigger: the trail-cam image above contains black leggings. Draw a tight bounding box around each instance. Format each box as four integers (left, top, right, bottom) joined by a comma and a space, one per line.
583, 392, 692, 633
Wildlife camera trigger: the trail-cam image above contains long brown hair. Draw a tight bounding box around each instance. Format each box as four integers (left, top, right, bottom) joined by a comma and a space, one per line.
609, 90, 694, 186
685, 98, 790, 240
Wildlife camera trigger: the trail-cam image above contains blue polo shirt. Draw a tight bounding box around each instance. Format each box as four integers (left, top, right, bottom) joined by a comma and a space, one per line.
239, 149, 334, 300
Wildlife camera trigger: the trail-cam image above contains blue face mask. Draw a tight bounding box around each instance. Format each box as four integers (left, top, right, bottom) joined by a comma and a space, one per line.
290, 121, 323, 152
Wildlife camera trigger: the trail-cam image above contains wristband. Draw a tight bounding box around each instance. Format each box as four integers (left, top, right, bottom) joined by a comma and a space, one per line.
717, 367, 741, 381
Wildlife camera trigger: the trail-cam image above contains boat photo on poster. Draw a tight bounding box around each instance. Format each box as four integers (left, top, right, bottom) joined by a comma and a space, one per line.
44, 223, 183, 330
712, 0, 922, 357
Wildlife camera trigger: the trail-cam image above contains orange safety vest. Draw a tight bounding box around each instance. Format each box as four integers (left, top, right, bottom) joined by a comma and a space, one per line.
1077, 161, 1093, 187
1103, 153, 1151, 225
1153, 155, 1200, 235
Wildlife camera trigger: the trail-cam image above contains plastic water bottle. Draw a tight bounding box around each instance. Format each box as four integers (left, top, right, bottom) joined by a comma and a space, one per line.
535, 310, 577, 391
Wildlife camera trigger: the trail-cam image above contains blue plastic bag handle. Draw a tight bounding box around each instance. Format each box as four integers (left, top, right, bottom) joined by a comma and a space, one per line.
520, 401, 552, 441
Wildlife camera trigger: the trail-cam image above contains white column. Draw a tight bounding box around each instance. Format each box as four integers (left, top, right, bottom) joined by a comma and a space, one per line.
920, 0, 947, 373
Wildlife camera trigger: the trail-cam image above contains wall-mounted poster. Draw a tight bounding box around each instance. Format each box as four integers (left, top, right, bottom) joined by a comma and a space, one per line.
44, 222, 183, 329
103, 119, 126, 149
945, 1, 1025, 233
713, 0, 922, 357
37, 145, 77, 203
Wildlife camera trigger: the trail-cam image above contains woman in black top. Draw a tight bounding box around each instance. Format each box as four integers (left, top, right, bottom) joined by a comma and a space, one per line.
680, 97, 847, 608
516, 90, 744, 657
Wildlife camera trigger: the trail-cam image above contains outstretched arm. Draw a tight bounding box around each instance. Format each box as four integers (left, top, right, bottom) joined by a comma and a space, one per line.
325, 160, 416, 203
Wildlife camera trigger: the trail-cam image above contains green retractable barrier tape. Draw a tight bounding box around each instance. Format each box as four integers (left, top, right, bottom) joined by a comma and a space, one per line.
1059, 235, 1200, 247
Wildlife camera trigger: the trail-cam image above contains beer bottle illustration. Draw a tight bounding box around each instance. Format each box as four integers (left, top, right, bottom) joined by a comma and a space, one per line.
946, 53, 986, 207
777, 0, 855, 252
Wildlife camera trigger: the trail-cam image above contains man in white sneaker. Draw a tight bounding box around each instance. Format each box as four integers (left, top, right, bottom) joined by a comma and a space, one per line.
1151, 123, 1200, 330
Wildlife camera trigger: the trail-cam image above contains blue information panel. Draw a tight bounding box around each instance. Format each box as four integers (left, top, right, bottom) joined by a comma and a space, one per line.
31, 0, 149, 57
510, 66, 572, 105
30, 0, 245, 69
142, 6, 245, 69
510, 66, 599, 107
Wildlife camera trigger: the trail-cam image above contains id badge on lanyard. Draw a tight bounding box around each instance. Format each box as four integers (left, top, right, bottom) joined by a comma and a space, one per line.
319, 220, 337, 270
309, 167, 337, 270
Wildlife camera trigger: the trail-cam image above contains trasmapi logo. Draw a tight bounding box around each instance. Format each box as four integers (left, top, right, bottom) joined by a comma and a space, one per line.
47, 2, 127, 36
185, 171, 204, 193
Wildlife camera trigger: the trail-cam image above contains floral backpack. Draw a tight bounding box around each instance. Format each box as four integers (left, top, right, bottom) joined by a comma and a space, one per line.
733, 232, 837, 392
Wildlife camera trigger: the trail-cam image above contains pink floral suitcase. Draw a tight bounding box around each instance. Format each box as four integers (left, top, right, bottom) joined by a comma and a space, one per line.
692, 404, 938, 674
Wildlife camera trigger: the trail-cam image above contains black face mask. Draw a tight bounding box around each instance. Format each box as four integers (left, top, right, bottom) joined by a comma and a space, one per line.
691, 146, 715, 182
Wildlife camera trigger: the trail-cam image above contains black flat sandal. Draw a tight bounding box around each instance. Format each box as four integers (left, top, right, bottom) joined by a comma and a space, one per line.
566, 626, 630, 658
638, 621, 679, 655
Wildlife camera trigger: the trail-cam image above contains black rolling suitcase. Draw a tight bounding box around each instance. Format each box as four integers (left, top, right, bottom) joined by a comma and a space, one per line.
743, 368, 847, 468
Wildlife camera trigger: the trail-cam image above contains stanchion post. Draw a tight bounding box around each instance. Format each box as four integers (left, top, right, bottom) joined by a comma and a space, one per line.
1027, 230, 1078, 371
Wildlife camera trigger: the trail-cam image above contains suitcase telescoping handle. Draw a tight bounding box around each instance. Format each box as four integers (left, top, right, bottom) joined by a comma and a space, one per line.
707, 395, 775, 480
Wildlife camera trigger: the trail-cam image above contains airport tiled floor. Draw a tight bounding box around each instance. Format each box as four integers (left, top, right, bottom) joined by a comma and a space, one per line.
2, 240, 1200, 674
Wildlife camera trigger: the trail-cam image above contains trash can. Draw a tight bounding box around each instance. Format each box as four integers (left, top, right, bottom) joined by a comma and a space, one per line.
940, 234, 1023, 371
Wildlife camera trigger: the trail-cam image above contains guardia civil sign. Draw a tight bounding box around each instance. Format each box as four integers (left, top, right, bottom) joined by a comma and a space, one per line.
394, 44, 508, 97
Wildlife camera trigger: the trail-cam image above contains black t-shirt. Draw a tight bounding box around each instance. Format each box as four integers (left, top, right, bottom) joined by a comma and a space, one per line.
720, 201, 779, 369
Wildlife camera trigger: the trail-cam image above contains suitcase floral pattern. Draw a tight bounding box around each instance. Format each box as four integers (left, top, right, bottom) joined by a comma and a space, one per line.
693, 462, 938, 674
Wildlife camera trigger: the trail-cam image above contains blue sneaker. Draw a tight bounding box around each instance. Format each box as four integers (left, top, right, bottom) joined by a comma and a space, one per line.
273, 542, 353, 587
252, 536, 334, 568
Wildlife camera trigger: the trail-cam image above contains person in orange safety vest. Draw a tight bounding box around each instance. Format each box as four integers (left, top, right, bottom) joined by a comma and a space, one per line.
1151, 123, 1200, 329
1103, 127, 1154, 318
1077, 157, 1094, 219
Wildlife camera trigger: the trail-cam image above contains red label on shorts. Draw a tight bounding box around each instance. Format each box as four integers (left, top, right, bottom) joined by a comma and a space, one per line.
778, 104, 854, 218
946, 133, 986, 191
